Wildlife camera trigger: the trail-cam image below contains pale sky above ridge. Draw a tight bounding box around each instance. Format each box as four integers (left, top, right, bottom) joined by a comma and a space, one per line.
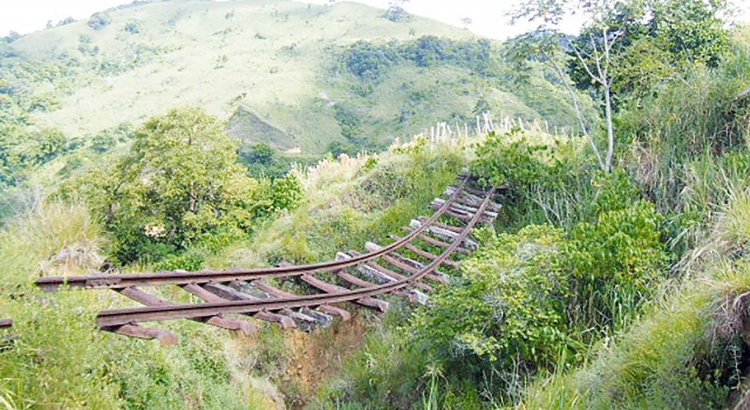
1, 0, 749, 39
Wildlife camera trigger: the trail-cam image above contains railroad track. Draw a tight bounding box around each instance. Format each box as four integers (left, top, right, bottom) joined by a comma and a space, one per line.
36, 177, 501, 344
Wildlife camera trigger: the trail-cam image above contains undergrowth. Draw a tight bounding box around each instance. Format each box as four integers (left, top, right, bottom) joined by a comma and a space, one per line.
212, 137, 468, 268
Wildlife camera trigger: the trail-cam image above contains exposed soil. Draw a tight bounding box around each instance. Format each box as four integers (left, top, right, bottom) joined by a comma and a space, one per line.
283, 310, 371, 409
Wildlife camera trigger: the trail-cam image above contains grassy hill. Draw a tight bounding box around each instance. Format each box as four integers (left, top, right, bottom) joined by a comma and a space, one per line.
4, 0, 591, 157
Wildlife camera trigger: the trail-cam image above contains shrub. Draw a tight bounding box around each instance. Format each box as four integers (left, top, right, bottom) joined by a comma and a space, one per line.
268, 173, 303, 212
411, 225, 570, 370
470, 130, 597, 229
123, 20, 142, 34
89, 133, 116, 153
87, 12, 112, 30
566, 200, 669, 332
66, 107, 279, 264
471, 130, 553, 188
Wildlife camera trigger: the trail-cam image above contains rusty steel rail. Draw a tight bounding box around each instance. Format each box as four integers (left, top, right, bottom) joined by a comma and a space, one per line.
36, 177, 473, 292
0, 318, 11, 329
96, 186, 496, 329
34, 176, 499, 342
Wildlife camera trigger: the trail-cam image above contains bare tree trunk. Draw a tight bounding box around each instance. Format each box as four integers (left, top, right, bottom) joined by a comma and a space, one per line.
601, 25, 616, 172
603, 84, 614, 172
546, 54, 607, 171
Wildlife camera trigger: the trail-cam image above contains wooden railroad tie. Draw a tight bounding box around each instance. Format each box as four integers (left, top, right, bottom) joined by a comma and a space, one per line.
33, 176, 499, 343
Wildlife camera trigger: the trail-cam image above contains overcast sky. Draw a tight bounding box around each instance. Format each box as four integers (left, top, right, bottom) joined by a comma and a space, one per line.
1, 0, 749, 39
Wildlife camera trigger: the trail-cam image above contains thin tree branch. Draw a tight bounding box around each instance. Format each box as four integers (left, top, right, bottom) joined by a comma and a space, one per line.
544, 47, 607, 171
569, 40, 603, 84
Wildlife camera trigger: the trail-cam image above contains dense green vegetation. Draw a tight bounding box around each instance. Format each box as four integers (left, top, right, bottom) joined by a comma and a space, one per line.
310, 132, 671, 409
0, 128, 468, 408
309, 5, 750, 410
60, 107, 302, 266
1, 0, 750, 409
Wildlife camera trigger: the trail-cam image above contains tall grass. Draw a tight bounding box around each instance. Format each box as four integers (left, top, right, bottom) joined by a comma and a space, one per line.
523, 172, 750, 409
212, 137, 469, 268
621, 34, 750, 256
522, 261, 750, 409
0, 202, 275, 409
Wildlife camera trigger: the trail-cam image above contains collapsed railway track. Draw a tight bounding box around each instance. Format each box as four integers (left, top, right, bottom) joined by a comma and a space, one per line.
36, 177, 501, 344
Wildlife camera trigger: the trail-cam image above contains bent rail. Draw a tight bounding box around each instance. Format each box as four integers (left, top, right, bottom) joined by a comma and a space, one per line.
37, 178, 473, 291
36, 176, 500, 343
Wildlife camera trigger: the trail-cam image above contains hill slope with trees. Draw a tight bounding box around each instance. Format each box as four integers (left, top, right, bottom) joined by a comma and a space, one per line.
2, 0, 749, 409
2, 0, 591, 157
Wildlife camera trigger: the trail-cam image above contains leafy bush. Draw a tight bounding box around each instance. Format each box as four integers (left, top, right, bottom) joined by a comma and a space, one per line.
412, 225, 570, 369
471, 130, 553, 188
238, 142, 294, 178
333, 104, 363, 141
87, 12, 112, 30
406, 196, 666, 389
57, 17, 76, 26
153, 250, 205, 271
268, 173, 303, 212
566, 200, 669, 331
470, 130, 597, 229
65, 107, 281, 264
89, 133, 116, 153
123, 20, 142, 34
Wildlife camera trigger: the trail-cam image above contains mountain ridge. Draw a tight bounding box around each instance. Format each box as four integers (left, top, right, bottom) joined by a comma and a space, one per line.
3, 0, 588, 155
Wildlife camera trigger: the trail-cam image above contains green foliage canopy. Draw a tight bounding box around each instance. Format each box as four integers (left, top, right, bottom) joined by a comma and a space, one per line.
567, 0, 730, 102
340, 36, 496, 81
407, 131, 669, 395
73, 107, 279, 263
87, 12, 112, 30
411, 225, 570, 368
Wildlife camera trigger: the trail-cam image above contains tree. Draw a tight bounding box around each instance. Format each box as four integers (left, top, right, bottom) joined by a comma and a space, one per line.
473, 98, 491, 117
510, 1, 622, 172
123, 20, 141, 34
510, 0, 730, 172
341, 40, 397, 80
383, 0, 410, 22
87, 12, 111, 30
84, 107, 268, 263
58, 17, 76, 26
566, 0, 729, 102
2, 31, 20, 43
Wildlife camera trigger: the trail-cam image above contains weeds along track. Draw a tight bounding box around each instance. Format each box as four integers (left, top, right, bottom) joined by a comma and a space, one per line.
36, 177, 500, 344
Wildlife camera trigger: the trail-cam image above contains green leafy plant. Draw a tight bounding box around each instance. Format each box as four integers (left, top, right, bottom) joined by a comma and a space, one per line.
67, 107, 279, 264
411, 224, 571, 369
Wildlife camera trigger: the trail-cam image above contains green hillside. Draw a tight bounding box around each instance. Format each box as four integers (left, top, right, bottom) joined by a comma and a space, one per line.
3, 0, 589, 157
6, 1, 748, 409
